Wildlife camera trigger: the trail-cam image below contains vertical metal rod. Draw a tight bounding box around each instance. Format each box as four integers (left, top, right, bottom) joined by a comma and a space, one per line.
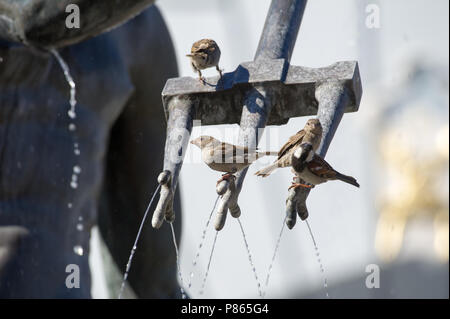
255, 0, 307, 61
152, 97, 196, 228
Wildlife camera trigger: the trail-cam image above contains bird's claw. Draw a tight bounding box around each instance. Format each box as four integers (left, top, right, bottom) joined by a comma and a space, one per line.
216, 66, 223, 79
288, 182, 313, 191
198, 76, 206, 85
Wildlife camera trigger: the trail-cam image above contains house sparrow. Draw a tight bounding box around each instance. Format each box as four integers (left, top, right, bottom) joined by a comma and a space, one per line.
290, 143, 360, 189
255, 118, 323, 177
190, 136, 277, 184
186, 39, 222, 84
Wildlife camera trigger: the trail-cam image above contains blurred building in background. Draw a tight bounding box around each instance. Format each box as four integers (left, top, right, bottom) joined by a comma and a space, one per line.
93, 0, 449, 298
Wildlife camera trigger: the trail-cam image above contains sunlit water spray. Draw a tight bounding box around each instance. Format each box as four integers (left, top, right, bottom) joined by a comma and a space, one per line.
199, 231, 219, 295
170, 222, 187, 299
305, 220, 330, 298
118, 184, 161, 299
188, 195, 220, 291
73, 245, 84, 256
237, 218, 263, 298
51, 50, 77, 119
262, 215, 287, 298
51, 49, 84, 257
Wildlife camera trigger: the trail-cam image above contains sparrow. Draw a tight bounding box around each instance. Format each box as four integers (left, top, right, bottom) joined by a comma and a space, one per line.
289, 143, 360, 189
255, 118, 323, 177
187, 39, 222, 84
190, 136, 277, 184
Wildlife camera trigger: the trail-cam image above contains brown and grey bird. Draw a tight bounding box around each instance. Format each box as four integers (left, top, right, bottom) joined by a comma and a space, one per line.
190, 136, 277, 184
255, 118, 323, 177
186, 39, 222, 84
289, 143, 360, 189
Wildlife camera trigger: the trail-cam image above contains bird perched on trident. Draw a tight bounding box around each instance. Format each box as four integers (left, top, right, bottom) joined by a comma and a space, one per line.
255, 118, 323, 177
290, 146, 360, 189
187, 39, 223, 84
190, 136, 277, 184
255, 118, 359, 189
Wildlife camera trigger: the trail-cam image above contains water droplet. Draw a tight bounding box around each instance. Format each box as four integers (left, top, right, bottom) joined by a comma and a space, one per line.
306, 220, 330, 299
67, 203, 73, 209
73, 245, 84, 256
237, 219, 263, 297
78, 216, 83, 221
68, 123, 76, 131
68, 110, 76, 119
71, 174, 78, 182
73, 165, 81, 174
74, 149, 80, 156
70, 181, 78, 189
76, 223, 84, 231
74, 143, 79, 148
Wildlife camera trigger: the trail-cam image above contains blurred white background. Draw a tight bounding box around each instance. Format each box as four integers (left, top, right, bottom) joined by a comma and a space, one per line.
92, 0, 449, 298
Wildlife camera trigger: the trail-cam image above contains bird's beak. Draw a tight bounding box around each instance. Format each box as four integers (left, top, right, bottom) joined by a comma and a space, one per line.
186, 54, 194, 57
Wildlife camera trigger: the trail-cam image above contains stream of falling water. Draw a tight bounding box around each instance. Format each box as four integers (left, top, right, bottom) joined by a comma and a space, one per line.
262, 215, 287, 298
51, 49, 84, 256
118, 184, 161, 299
170, 222, 187, 299
51, 50, 77, 119
188, 195, 220, 291
237, 218, 263, 298
305, 220, 330, 298
199, 231, 219, 295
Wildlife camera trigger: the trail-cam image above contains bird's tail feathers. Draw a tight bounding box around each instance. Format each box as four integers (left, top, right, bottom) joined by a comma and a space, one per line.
335, 173, 360, 188
255, 162, 279, 177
